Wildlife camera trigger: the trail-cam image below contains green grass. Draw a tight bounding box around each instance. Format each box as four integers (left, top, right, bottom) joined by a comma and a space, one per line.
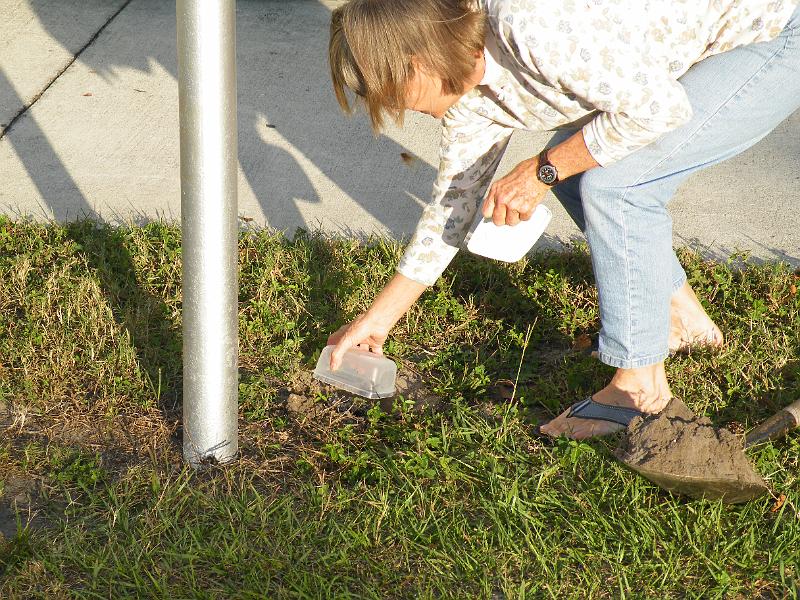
0, 215, 799, 598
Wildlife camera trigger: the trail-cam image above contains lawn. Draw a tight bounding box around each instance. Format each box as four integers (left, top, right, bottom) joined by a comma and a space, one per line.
0, 216, 798, 598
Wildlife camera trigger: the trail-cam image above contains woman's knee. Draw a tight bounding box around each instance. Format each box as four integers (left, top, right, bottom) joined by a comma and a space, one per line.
578, 166, 629, 201
577, 168, 624, 219
579, 165, 671, 212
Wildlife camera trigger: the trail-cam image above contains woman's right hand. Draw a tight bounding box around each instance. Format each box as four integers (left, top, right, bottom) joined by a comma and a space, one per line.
326, 273, 429, 371
327, 311, 393, 371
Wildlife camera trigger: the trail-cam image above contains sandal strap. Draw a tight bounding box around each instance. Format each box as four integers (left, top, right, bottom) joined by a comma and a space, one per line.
566, 397, 644, 427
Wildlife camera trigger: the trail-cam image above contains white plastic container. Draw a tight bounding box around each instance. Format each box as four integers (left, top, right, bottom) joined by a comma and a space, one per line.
313, 345, 397, 399
465, 203, 552, 262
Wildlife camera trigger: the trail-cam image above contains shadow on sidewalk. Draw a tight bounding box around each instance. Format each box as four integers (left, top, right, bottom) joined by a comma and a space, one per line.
20, 0, 437, 237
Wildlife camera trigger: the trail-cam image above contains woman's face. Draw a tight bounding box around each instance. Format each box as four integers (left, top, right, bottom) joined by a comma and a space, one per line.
405, 52, 485, 119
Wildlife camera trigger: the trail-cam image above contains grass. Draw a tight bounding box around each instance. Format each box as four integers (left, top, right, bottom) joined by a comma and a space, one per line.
0, 214, 799, 598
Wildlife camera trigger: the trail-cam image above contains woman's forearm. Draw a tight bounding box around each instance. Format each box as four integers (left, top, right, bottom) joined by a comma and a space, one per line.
367, 272, 428, 329
548, 129, 600, 180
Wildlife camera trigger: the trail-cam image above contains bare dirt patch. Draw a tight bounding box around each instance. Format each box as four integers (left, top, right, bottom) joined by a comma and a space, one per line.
0, 474, 37, 541
284, 367, 446, 420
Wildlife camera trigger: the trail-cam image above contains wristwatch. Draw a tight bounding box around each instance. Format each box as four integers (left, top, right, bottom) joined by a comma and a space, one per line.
536, 148, 560, 186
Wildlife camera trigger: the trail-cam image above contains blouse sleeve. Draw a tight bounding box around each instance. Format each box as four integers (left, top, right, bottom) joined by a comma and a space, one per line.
574, 55, 694, 166
396, 105, 513, 286
504, 4, 694, 166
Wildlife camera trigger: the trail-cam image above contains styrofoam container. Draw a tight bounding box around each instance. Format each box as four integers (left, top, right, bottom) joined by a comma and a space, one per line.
465, 203, 552, 262
313, 345, 397, 399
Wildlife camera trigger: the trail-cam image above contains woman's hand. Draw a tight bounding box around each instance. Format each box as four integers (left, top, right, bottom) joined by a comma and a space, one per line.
482, 157, 550, 226
326, 273, 429, 371
328, 312, 392, 370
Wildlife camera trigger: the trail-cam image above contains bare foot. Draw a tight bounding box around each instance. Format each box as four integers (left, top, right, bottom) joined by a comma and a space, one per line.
669, 282, 724, 354
539, 364, 671, 439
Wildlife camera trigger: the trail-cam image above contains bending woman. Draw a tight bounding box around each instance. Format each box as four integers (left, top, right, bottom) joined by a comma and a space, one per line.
326, 0, 800, 438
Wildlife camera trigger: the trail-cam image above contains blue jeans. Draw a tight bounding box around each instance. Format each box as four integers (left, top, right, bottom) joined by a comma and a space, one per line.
551, 4, 800, 369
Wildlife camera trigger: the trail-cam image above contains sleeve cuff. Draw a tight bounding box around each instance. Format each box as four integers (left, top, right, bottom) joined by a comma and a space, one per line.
582, 104, 693, 167
395, 265, 438, 287
396, 241, 460, 287
581, 118, 619, 167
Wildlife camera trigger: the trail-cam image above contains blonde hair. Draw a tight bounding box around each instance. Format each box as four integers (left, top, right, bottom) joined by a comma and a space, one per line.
329, 0, 486, 132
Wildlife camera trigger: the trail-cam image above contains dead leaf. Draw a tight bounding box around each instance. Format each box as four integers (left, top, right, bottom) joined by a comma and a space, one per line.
400, 152, 418, 167
790, 284, 797, 296
572, 333, 592, 352
82, 92, 93, 97
771, 493, 786, 513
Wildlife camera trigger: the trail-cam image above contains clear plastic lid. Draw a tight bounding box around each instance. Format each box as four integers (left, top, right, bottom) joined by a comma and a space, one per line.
312, 345, 397, 399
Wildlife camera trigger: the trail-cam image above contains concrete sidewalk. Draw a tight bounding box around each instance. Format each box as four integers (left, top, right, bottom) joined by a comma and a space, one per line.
0, 0, 798, 265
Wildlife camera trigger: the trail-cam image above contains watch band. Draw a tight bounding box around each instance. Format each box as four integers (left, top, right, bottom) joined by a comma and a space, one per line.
536, 148, 560, 186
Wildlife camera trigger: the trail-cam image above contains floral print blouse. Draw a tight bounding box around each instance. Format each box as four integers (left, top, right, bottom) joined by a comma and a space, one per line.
396, 0, 799, 286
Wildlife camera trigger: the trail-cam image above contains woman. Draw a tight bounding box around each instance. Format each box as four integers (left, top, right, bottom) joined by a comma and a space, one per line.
326, 0, 800, 438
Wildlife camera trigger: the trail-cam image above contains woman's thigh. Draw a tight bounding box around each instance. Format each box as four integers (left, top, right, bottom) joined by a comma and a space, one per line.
581, 11, 800, 195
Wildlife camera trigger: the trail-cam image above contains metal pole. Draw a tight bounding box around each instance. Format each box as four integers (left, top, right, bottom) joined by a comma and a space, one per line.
177, 0, 239, 465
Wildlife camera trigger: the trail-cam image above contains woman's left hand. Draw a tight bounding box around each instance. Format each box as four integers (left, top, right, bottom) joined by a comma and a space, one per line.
482, 157, 550, 226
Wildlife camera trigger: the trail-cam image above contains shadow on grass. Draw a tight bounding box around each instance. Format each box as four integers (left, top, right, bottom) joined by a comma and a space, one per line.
62, 220, 183, 420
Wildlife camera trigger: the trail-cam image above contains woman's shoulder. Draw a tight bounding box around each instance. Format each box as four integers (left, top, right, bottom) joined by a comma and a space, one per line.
480, 0, 581, 40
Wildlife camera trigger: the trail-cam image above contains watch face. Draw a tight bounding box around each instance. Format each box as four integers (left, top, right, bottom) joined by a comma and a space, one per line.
538, 163, 558, 185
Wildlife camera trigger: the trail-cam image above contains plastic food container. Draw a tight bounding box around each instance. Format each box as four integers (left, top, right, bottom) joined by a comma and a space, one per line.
465, 203, 552, 262
313, 345, 397, 399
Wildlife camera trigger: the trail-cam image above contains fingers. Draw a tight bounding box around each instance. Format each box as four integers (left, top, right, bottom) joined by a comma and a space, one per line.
326, 323, 349, 347
356, 342, 383, 354
488, 183, 522, 226
329, 322, 384, 371
505, 209, 520, 226
330, 321, 363, 370
330, 334, 352, 371
492, 202, 507, 226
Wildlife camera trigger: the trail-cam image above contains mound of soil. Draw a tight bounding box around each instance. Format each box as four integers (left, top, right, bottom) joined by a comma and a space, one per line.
615, 398, 767, 504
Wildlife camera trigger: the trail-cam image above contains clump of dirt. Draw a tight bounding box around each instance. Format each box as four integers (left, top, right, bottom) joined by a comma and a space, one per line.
0, 474, 37, 540
390, 370, 446, 414
615, 399, 767, 503
284, 367, 445, 420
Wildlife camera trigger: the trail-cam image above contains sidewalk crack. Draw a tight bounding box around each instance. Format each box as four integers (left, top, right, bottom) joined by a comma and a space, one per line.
0, 0, 135, 140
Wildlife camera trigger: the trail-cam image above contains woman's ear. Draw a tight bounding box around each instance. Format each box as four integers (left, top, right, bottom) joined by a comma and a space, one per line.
409, 55, 425, 75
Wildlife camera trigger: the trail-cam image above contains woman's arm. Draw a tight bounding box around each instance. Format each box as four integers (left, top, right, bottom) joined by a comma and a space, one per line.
328, 273, 427, 370
482, 129, 599, 225
329, 110, 515, 367
396, 108, 514, 286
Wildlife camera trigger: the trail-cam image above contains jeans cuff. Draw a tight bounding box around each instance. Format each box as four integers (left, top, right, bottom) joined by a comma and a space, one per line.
597, 349, 669, 369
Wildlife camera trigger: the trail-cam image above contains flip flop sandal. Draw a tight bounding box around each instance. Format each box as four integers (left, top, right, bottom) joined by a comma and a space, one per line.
565, 396, 645, 426
536, 396, 646, 439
